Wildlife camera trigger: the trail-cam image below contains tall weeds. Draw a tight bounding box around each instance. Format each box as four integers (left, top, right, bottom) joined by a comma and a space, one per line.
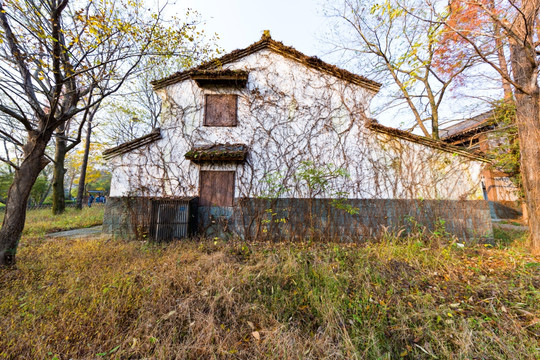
0, 231, 538, 359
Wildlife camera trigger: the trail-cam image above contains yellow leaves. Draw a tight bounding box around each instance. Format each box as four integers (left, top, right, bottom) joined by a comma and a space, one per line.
370, 1, 404, 21
400, 349, 408, 357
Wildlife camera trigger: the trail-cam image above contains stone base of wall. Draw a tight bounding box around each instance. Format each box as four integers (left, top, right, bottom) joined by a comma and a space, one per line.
104, 197, 493, 242
103, 197, 153, 239
489, 201, 523, 220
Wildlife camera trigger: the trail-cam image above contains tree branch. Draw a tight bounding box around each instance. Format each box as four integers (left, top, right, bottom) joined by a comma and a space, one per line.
0, 156, 20, 171
0, 3, 45, 119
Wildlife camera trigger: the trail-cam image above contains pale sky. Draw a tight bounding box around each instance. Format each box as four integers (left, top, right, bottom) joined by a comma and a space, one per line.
176, 0, 328, 56
169, 0, 495, 129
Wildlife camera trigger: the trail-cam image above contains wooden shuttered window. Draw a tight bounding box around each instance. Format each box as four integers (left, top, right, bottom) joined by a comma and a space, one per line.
199, 171, 235, 206
204, 94, 238, 126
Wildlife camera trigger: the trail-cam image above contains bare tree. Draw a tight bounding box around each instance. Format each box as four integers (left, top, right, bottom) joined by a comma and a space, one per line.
439, 0, 540, 253
327, 0, 478, 138
0, 0, 204, 266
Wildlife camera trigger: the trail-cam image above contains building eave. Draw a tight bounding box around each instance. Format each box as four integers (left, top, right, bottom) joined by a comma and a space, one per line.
366, 120, 490, 163
185, 143, 248, 163
151, 33, 381, 93
103, 128, 162, 160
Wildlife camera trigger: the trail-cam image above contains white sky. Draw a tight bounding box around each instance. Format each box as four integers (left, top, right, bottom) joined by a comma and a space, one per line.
169, 0, 495, 129
176, 0, 327, 56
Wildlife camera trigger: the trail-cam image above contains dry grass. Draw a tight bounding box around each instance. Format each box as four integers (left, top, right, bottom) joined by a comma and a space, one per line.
0, 228, 538, 359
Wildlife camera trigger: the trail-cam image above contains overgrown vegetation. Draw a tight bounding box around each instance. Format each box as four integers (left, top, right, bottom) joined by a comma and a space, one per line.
0, 228, 537, 359
488, 100, 522, 199
0, 206, 104, 238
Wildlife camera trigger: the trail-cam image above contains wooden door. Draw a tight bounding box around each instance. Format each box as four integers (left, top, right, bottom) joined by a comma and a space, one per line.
199, 171, 235, 206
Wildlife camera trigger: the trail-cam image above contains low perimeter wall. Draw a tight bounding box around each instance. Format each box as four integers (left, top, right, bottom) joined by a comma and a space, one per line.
489, 201, 523, 220
103, 197, 493, 242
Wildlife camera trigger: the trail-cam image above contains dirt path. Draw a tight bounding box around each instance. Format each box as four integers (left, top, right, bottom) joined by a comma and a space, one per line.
46, 225, 103, 239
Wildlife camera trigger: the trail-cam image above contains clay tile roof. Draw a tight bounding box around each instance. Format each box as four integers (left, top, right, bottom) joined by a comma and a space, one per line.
103, 128, 162, 160
190, 69, 249, 87
185, 143, 248, 163
366, 120, 489, 162
151, 32, 381, 92
440, 111, 495, 141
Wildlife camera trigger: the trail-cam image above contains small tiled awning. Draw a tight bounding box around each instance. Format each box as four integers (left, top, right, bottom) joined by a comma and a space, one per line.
103, 128, 161, 160
189, 69, 248, 88
185, 143, 248, 163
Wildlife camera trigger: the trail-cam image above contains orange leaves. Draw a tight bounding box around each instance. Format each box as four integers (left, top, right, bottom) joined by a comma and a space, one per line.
433, 0, 504, 77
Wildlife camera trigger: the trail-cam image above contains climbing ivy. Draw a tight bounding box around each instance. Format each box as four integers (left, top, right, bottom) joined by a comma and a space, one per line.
487, 100, 523, 199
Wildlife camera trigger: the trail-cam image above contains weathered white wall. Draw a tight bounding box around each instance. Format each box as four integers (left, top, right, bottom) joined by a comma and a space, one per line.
109, 49, 485, 201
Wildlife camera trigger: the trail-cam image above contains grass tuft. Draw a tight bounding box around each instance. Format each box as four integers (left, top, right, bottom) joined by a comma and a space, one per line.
0, 226, 538, 359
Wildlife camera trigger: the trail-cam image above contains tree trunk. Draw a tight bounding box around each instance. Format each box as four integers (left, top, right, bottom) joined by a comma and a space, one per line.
432, 112, 439, 140
52, 124, 67, 214
495, 35, 513, 102
0, 133, 50, 266
39, 181, 53, 206
490, 0, 513, 101
76, 121, 92, 210
68, 174, 74, 200
509, 41, 540, 254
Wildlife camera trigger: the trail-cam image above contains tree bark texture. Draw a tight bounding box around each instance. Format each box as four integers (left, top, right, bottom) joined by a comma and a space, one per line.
76, 121, 92, 210
489, 0, 514, 101
0, 132, 50, 265
494, 32, 513, 101
509, 30, 540, 254
52, 124, 67, 214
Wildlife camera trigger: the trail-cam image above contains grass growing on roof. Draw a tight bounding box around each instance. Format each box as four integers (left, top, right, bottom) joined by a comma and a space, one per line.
0, 228, 538, 359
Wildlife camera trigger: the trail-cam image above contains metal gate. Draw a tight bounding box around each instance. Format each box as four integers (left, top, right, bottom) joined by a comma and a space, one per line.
150, 198, 197, 241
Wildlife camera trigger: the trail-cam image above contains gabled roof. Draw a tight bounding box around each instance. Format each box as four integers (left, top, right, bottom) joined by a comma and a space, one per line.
366, 120, 489, 162
103, 128, 162, 160
151, 32, 381, 92
440, 111, 495, 142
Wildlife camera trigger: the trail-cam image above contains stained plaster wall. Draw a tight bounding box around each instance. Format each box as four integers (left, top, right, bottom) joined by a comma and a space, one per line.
109, 49, 485, 202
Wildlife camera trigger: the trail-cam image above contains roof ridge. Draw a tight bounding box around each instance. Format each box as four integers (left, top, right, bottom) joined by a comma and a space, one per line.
151, 35, 381, 92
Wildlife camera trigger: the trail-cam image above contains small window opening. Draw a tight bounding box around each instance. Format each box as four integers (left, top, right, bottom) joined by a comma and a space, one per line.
204, 94, 238, 127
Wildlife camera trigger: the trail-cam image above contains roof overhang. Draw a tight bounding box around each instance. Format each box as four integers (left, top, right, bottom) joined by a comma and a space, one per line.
185, 143, 248, 163
366, 120, 490, 163
151, 33, 381, 93
440, 110, 495, 142
103, 128, 161, 160
190, 69, 249, 88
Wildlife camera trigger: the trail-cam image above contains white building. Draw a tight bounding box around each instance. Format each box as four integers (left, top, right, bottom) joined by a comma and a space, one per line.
103, 33, 492, 241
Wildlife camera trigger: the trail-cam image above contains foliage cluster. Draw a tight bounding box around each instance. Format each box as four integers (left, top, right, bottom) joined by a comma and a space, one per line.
0, 228, 537, 359
487, 101, 522, 198
0, 166, 54, 207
